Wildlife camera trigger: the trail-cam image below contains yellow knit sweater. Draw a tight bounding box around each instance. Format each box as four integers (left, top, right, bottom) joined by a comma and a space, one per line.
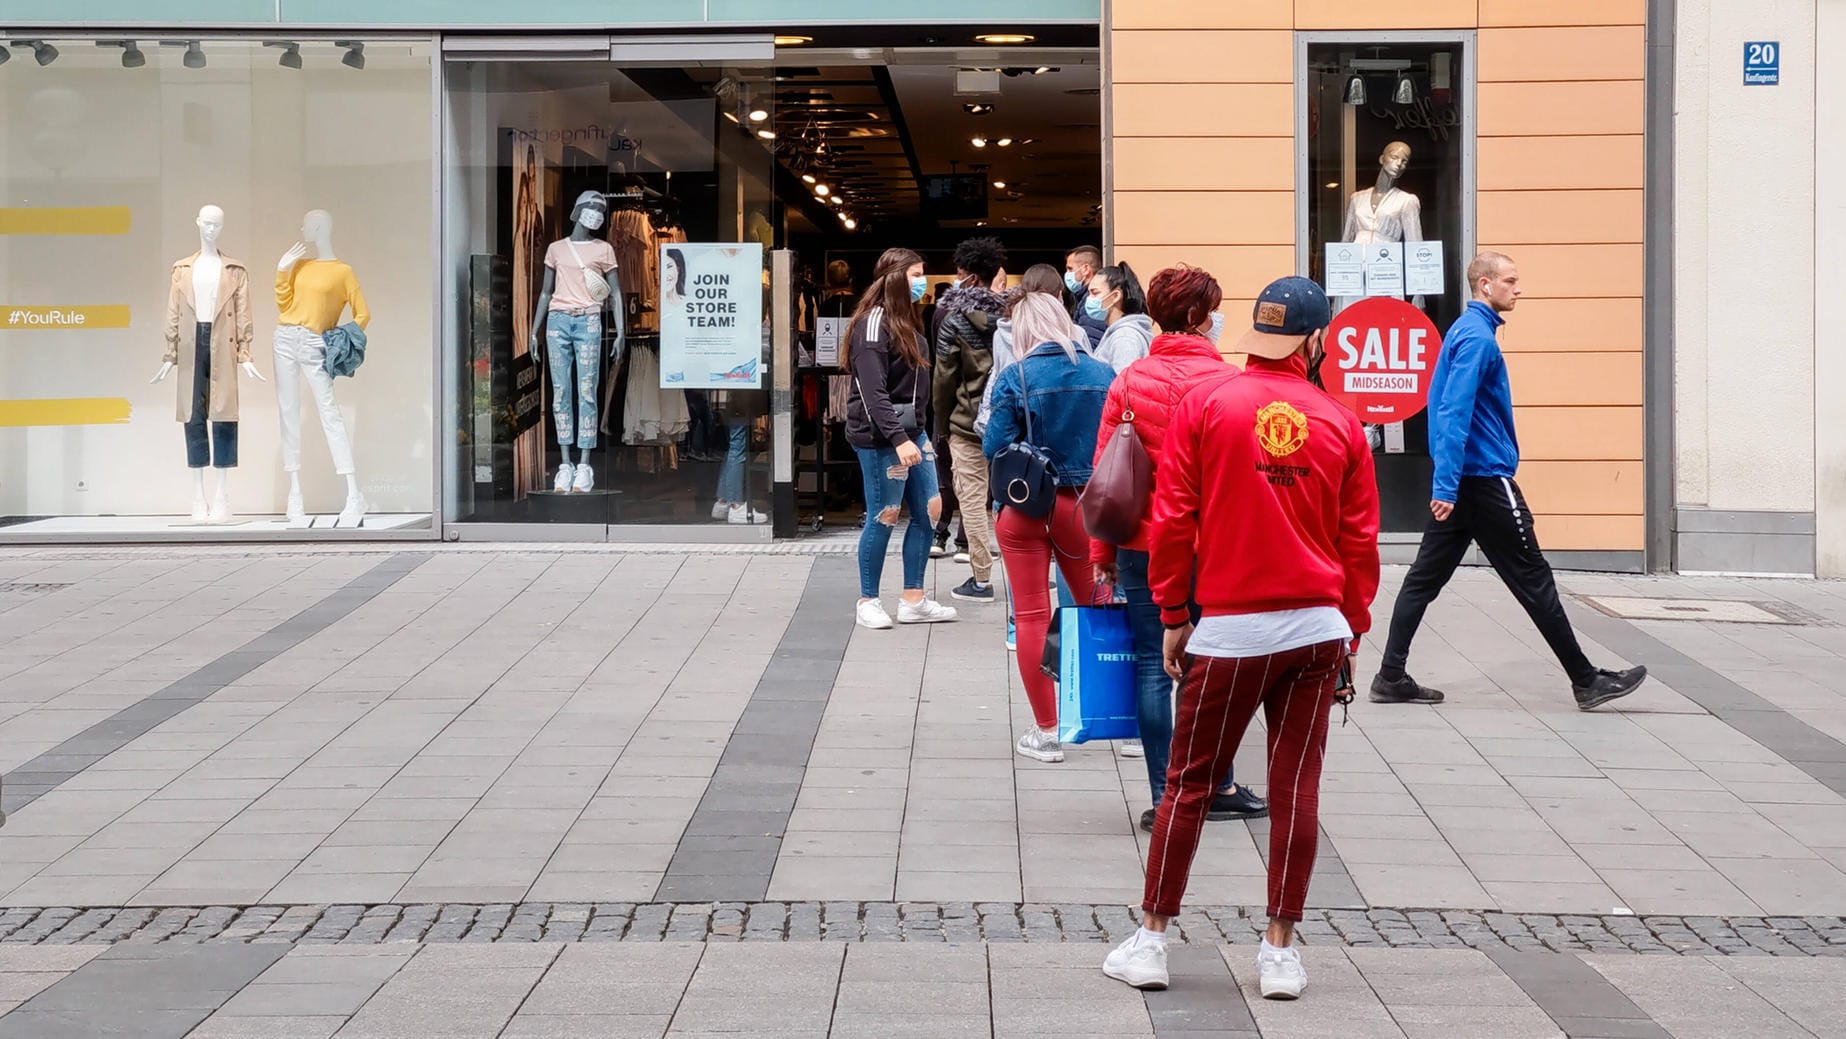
276, 259, 369, 333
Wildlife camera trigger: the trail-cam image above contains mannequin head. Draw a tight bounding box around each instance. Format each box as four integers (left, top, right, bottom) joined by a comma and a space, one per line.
569, 190, 606, 233
196, 205, 224, 248
301, 210, 334, 255
1379, 141, 1412, 181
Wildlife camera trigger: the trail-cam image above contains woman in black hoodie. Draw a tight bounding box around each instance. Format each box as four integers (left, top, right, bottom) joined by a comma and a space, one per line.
845, 248, 960, 630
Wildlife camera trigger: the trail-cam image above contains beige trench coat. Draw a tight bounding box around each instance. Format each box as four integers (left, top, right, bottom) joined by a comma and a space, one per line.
163, 252, 255, 422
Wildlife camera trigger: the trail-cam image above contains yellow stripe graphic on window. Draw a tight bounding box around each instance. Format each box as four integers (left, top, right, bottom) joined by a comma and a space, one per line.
0, 398, 133, 426
0, 207, 133, 236
1, 306, 131, 330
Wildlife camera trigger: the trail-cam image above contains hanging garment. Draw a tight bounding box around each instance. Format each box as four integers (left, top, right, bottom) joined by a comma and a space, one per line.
622, 346, 691, 445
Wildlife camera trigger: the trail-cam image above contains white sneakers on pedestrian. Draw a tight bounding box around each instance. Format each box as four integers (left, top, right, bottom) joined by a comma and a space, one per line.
571, 463, 594, 493
727, 502, 767, 525
554, 463, 575, 493
1258, 941, 1307, 1000
897, 598, 958, 624
1102, 930, 1169, 990
1015, 726, 1063, 763
856, 599, 895, 630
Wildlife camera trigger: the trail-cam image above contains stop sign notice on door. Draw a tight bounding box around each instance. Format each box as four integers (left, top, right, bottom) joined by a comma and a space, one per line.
1323, 296, 1443, 424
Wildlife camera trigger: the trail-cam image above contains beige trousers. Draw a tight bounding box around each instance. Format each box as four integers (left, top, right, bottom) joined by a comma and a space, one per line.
948, 434, 994, 582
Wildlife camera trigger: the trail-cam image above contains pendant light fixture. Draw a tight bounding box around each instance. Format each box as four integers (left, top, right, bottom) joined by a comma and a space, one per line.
1343, 73, 1366, 106
1393, 72, 1415, 105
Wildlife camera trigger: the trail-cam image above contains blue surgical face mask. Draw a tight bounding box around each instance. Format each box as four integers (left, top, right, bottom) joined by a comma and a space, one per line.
1083, 294, 1108, 322
1064, 271, 1083, 294
909, 276, 928, 302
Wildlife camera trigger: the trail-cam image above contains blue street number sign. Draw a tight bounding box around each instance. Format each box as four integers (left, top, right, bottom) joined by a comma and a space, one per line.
1745, 41, 1780, 85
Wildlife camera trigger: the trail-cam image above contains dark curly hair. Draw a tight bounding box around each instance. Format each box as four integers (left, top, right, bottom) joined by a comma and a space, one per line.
951, 236, 1007, 282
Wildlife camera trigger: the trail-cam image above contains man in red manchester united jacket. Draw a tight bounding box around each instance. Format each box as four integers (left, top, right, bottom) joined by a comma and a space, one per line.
1103, 276, 1380, 1001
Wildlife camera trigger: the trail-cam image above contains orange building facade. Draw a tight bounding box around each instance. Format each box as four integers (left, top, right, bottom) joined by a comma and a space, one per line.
1106, 1, 1652, 571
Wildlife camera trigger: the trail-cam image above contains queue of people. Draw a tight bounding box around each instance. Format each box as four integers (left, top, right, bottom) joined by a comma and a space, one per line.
844, 236, 1645, 1004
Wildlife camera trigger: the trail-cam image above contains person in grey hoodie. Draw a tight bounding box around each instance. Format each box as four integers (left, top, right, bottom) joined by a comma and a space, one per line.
977, 263, 1067, 435
1085, 262, 1154, 373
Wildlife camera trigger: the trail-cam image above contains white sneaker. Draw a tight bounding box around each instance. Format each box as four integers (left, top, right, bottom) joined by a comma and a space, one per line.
953, 549, 971, 564
1120, 739, 1145, 759
337, 493, 367, 528
727, 502, 767, 525
554, 463, 575, 493
1015, 727, 1063, 763
285, 491, 306, 525
208, 495, 231, 524
190, 498, 209, 522
571, 463, 594, 493
1258, 942, 1307, 1000
856, 599, 894, 630
897, 598, 958, 624
712, 500, 732, 520
1102, 932, 1169, 990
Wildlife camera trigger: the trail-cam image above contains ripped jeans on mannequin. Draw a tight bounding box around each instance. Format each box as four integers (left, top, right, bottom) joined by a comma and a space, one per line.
854, 434, 941, 599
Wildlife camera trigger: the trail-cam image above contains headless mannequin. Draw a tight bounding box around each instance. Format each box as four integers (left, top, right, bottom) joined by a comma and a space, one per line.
277, 209, 364, 522
530, 195, 625, 474
151, 204, 263, 522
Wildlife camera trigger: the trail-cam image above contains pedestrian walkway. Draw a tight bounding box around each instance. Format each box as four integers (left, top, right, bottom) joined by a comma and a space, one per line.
2, 543, 1845, 1036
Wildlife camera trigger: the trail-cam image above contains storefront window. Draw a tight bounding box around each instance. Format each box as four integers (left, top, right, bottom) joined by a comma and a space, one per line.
1304, 40, 1468, 533
443, 58, 776, 530
0, 38, 436, 536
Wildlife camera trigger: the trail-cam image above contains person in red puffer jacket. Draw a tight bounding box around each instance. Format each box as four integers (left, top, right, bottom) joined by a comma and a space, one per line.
1090, 265, 1265, 833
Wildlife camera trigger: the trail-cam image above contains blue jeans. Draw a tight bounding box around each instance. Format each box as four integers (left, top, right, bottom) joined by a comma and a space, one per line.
546, 310, 601, 449
1116, 548, 1233, 806
716, 416, 748, 502
855, 434, 940, 599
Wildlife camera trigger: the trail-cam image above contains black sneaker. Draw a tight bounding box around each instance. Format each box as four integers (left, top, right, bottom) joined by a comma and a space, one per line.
950, 577, 995, 603
1369, 673, 1445, 704
1207, 786, 1268, 821
930, 531, 949, 558
1140, 808, 1158, 833
1574, 665, 1648, 710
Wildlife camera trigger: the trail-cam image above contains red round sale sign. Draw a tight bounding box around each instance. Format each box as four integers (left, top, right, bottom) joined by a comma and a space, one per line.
1323, 297, 1443, 424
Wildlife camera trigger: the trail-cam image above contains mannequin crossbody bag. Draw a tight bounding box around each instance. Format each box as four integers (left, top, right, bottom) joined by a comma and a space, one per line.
988, 359, 1058, 519
564, 240, 612, 304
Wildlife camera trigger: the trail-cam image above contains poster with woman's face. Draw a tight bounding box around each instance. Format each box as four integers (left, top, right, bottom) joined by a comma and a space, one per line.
657, 242, 764, 390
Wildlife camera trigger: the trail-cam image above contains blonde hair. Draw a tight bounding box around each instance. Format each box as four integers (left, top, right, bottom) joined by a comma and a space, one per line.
1008, 291, 1086, 363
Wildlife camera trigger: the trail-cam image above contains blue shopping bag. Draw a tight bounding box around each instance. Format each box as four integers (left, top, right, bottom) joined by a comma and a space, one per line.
1052, 604, 1140, 745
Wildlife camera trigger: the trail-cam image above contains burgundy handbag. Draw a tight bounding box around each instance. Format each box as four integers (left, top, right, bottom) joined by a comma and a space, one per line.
1079, 409, 1153, 544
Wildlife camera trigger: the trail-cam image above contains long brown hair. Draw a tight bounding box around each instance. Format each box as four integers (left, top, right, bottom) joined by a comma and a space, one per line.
1004, 262, 1065, 318
847, 247, 926, 368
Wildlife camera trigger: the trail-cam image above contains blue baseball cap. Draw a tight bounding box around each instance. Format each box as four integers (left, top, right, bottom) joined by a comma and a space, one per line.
1236, 275, 1331, 359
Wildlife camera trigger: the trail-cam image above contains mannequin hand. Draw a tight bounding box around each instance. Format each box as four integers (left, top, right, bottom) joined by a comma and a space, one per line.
277, 242, 310, 270
240, 361, 266, 382
529, 331, 543, 357
149, 361, 174, 384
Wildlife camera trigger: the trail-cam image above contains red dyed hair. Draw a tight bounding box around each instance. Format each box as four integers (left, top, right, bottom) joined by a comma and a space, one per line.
1146, 264, 1224, 335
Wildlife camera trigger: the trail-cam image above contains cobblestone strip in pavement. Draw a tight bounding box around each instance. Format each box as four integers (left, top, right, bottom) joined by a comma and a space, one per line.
1, 903, 1844, 954
0, 553, 429, 817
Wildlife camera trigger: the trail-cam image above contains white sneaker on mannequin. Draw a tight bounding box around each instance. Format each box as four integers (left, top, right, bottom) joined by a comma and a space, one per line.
553, 463, 575, 493
571, 463, 594, 493
285, 490, 306, 525
191, 498, 209, 522
338, 493, 367, 527
208, 495, 231, 524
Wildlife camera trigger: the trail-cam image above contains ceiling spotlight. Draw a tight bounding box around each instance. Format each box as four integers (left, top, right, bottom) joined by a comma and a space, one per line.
814, 184, 830, 196
843, 218, 857, 231
100, 41, 146, 68
996, 138, 1013, 147
0, 45, 10, 66
337, 40, 365, 70
182, 42, 204, 68
993, 180, 1006, 189
265, 41, 302, 69
723, 110, 739, 123
828, 195, 843, 205
20, 39, 58, 66
1033, 66, 1053, 75
971, 136, 988, 148
774, 35, 814, 46
975, 33, 1035, 45
963, 103, 994, 115
1344, 73, 1366, 106
748, 107, 769, 122
755, 128, 776, 140
801, 173, 816, 185
1394, 72, 1415, 105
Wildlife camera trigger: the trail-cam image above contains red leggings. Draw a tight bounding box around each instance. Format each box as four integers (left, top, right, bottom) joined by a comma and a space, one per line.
1143, 639, 1344, 922
995, 489, 1096, 731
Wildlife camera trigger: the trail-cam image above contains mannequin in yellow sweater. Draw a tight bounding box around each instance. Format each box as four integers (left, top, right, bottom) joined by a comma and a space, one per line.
275, 209, 370, 526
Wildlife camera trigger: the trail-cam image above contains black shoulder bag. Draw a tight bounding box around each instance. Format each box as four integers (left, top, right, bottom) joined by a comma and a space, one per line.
988, 356, 1058, 519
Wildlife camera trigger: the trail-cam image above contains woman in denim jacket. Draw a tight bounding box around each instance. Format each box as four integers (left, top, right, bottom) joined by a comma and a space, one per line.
983, 292, 1116, 763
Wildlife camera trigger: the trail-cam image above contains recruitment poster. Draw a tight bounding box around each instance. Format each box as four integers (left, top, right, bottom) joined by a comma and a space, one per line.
658, 242, 765, 389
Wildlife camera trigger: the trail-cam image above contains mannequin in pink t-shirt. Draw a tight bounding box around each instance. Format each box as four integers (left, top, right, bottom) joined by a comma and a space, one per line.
531, 190, 626, 493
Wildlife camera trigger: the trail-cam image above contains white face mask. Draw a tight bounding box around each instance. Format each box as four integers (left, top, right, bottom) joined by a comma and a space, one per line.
579, 208, 605, 231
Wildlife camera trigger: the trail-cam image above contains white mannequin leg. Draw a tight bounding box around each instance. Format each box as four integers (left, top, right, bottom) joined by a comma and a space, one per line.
286, 471, 306, 525
190, 469, 208, 522
209, 470, 231, 523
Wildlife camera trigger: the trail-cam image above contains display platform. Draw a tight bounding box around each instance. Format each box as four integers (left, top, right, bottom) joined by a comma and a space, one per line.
0, 513, 432, 536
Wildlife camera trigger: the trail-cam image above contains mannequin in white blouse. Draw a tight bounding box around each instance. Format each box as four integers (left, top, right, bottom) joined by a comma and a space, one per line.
1340, 141, 1423, 450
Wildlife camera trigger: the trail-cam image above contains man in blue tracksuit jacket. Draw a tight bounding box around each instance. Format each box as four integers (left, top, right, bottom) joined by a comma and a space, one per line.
1370, 252, 1647, 711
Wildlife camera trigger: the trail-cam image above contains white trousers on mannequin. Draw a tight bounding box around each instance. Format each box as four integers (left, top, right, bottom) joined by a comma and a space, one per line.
274, 324, 355, 474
